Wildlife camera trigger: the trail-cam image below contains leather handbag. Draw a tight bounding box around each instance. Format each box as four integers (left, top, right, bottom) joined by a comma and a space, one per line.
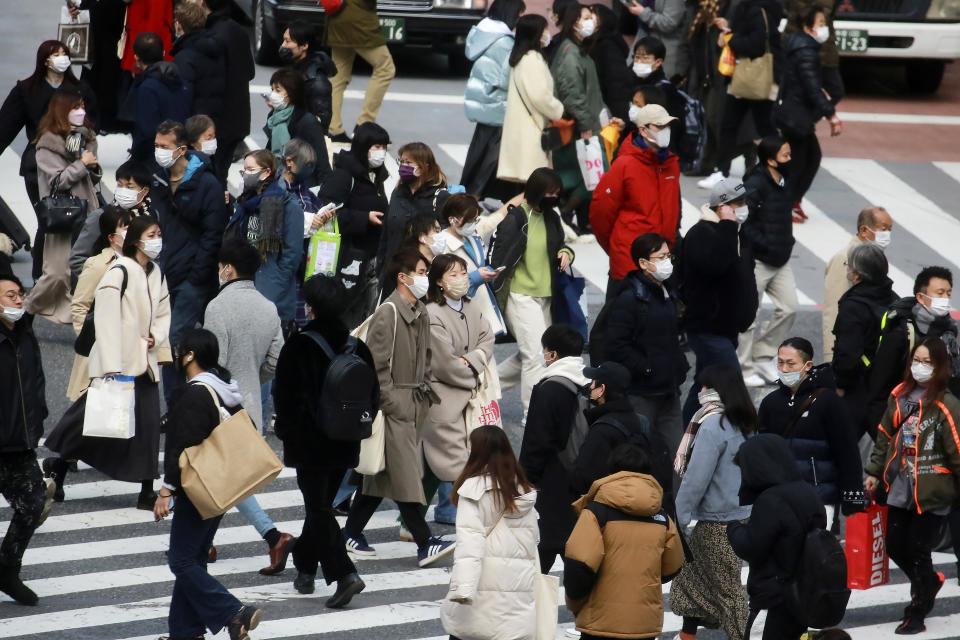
37, 175, 87, 234
728, 9, 774, 101
179, 384, 283, 519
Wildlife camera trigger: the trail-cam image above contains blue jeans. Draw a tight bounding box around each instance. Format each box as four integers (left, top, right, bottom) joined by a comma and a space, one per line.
162, 280, 213, 404
235, 495, 275, 538
682, 331, 741, 424
167, 493, 242, 637
260, 381, 273, 430
434, 482, 456, 524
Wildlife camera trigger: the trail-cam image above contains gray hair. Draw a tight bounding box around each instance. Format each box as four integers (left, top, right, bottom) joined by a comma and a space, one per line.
281, 138, 317, 169
848, 241, 888, 285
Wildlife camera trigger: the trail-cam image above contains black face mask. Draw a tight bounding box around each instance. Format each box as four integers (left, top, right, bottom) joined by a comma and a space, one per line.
539, 196, 559, 211
278, 46, 295, 63
776, 160, 791, 177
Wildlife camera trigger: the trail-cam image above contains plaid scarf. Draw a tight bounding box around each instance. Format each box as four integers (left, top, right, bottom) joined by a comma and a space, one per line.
674, 390, 724, 477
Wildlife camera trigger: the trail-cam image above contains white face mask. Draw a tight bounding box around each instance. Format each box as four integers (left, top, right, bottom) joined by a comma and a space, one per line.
628, 103, 641, 126
577, 18, 596, 38
404, 274, 429, 299
814, 25, 830, 44
426, 233, 447, 255
50, 55, 71, 73
648, 258, 673, 281
457, 220, 477, 237
268, 91, 287, 109
734, 205, 750, 224
778, 364, 809, 388
653, 127, 671, 148
155, 147, 181, 169
541, 32, 552, 48
871, 229, 891, 248
539, 351, 549, 368
0, 305, 25, 323
114, 187, 143, 210
140, 238, 163, 260
218, 266, 231, 287
911, 361, 934, 384
368, 148, 386, 168
925, 294, 951, 317
632, 62, 653, 78
200, 139, 218, 156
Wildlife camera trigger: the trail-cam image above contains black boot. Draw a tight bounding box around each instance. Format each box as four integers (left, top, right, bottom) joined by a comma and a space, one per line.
0, 564, 38, 606
294, 571, 315, 594
326, 572, 365, 608
137, 481, 157, 511
41, 457, 67, 502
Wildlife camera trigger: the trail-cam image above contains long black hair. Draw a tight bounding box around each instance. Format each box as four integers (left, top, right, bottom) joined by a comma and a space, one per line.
509, 14, 548, 67
696, 365, 757, 434
487, 0, 526, 30
92, 206, 132, 255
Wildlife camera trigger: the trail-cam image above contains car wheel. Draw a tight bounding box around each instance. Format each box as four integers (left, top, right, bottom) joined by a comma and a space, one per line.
905, 60, 945, 94
254, 0, 281, 65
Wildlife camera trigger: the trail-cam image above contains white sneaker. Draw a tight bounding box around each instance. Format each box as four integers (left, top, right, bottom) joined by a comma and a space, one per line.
756, 358, 780, 383
697, 171, 724, 190
564, 629, 582, 638
744, 373, 768, 387
398, 524, 414, 542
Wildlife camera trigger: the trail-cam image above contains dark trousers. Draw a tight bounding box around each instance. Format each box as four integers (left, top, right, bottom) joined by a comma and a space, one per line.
167, 493, 242, 637
682, 331, 741, 423
949, 502, 960, 560
24, 176, 42, 280
212, 137, 244, 187
162, 279, 214, 404
717, 95, 775, 175
761, 604, 807, 640
344, 492, 431, 548
0, 451, 45, 568
293, 466, 357, 584
887, 505, 945, 618
784, 130, 822, 205
539, 547, 561, 574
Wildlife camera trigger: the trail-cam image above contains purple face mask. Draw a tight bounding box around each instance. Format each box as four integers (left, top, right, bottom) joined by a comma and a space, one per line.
68, 109, 86, 127
398, 164, 419, 182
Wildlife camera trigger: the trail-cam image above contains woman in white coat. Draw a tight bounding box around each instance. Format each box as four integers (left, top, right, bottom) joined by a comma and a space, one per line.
442, 425, 539, 640
497, 14, 565, 184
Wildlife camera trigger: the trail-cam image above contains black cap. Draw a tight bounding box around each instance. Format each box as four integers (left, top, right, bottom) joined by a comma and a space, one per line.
582, 362, 632, 395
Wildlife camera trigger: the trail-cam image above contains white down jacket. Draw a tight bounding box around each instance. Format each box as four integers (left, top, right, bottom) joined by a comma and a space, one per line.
441, 475, 540, 640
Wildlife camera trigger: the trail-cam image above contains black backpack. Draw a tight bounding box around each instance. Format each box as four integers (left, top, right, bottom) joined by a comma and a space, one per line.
302, 331, 378, 441
74, 264, 128, 357
588, 276, 648, 366
550, 377, 592, 470
657, 79, 707, 174
783, 504, 851, 628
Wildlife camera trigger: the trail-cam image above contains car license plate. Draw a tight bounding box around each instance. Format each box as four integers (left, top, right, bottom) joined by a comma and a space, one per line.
835, 28, 868, 52
380, 17, 405, 42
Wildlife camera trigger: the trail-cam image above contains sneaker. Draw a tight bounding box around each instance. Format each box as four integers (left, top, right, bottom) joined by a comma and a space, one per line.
744, 373, 768, 387
344, 533, 377, 557
564, 629, 582, 638
417, 536, 456, 568
41, 457, 66, 502
756, 358, 780, 383
38, 478, 56, 527
329, 132, 352, 144
895, 617, 926, 635
226, 605, 262, 640
697, 171, 724, 190
398, 524, 414, 542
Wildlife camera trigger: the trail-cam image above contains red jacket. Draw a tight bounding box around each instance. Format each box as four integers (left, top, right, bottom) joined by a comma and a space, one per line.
589, 139, 681, 280
120, 0, 175, 72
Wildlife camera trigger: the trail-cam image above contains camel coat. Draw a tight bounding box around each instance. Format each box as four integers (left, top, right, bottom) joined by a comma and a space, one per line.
362, 290, 435, 504
26, 132, 101, 324
88, 256, 171, 382
424, 299, 494, 481
66, 248, 116, 400
497, 51, 565, 183
822, 234, 861, 362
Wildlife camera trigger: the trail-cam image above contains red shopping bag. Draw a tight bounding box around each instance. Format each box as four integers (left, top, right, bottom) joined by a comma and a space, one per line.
845, 497, 889, 589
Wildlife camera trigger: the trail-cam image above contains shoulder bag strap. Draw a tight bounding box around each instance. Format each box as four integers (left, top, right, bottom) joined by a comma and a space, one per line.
782, 388, 826, 440
193, 382, 225, 424
513, 76, 545, 132
485, 510, 506, 537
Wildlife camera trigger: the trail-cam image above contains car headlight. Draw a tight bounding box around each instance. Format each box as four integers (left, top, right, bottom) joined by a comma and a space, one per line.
927, 0, 960, 19
433, 0, 485, 9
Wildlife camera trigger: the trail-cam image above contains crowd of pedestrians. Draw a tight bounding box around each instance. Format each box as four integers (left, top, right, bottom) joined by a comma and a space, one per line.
0, 1, 955, 639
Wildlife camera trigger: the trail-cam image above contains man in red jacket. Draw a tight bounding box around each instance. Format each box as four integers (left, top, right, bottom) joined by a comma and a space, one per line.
590, 104, 681, 299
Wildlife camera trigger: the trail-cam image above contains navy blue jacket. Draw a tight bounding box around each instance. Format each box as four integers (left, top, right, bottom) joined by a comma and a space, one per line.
131, 62, 192, 163
152, 152, 229, 291
171, 28, 227, 123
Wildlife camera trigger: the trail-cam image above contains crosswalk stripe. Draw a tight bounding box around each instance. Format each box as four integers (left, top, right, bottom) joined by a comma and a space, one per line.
932, 160, 960, 190
249, 84, 464, 105
437, 143, 469, 170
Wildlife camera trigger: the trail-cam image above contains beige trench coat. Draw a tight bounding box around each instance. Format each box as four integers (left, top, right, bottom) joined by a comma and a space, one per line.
66, 248, 116, 400
362, 290, 434, 504
423, 299, 494, 481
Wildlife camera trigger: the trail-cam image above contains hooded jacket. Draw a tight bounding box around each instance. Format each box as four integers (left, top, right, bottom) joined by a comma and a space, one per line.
564, 472, 684, 639
778, 31, 835, 128
680, 206, 758, 339
464, 19, 514, 126
152, 152, 229, 291
294, 50, 338, 131
130, 62, 192, 163
832, 276, 898, 393
742, 163, 794, 268
0, 317, 47, 452
171, 28, 227, 123
865, 385, 960, 513
758, 364, 862, 505
590, 136, 681, 280
727, 434, 826, 609
441, 476, 540, 640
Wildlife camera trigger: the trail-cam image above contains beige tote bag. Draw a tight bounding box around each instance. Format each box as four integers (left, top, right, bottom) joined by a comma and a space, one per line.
728, 9, 774, 101
353, 302, 397, 476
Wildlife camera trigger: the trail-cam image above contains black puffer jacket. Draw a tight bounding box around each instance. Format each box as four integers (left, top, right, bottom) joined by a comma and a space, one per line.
294, 51, 338, 132
274, 316, 378, 468
0, 317, 46, 452
265, 107, 331, 182
833, 277, 898, 392
318, 123, 390, 280
206, 8, 256, 142
727, 434, 826, 609
742, 164, 794, 268
680, 215, 758, 340
779, 32, 835, 125
376, 182, 450, 291
758, 364, 862, 506
603, 270, 688, 396
171, 28, 227, 121
727, 0, 783, 78
589, 14, 635, 122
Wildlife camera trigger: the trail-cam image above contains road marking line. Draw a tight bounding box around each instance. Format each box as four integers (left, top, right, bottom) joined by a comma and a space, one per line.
838, 111, 960, 126
250, 84, 464, 105
932, 161, 960, 188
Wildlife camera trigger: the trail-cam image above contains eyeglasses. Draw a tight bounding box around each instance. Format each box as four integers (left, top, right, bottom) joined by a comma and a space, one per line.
1, 291, 25, 302
648, 253, 674, 261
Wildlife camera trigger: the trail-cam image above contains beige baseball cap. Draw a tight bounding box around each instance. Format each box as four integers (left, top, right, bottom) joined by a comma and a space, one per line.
632, 104, 679, 128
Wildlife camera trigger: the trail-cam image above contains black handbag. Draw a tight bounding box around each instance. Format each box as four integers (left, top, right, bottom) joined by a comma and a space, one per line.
37, 175, 87, 234
513, 79, 574, 152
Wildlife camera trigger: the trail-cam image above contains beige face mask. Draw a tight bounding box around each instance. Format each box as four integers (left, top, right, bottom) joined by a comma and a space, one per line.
444, 275, 470, 299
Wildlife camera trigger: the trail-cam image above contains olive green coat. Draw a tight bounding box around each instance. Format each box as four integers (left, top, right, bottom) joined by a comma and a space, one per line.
549, 38, 605, 134
325, 0, 386, 49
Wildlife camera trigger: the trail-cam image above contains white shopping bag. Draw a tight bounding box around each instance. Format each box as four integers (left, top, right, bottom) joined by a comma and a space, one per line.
83, 376, 136, 439
575, 136, 606, 191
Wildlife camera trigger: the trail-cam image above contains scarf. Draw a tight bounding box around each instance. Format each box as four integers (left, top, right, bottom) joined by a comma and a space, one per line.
233, 183, 287, 257
913, 302, 937, 335
674, 390, 724, 477
65, 125, 90, 160
267, 106, 294, 156
689, 0, 721, 38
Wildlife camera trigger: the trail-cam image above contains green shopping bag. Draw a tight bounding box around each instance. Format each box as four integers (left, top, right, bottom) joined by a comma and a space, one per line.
305, 217, 341, 279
